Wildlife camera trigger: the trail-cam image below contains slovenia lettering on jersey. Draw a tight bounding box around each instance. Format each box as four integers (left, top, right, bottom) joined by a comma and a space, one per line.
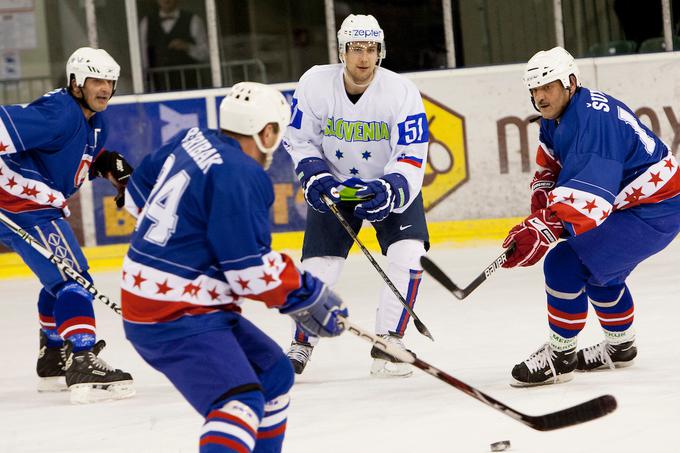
323, 117, 390, 142
181, 127, 224, 174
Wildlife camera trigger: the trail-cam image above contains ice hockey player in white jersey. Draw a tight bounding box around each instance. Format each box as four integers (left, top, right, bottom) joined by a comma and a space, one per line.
283, 14, 430, 377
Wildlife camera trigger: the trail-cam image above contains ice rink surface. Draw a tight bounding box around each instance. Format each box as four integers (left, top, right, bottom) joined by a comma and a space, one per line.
1, 242, 679, 453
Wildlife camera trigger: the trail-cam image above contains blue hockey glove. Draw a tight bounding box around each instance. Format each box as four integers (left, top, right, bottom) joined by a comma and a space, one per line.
279, 272, 348, 337
336, 177, 374, 201
296, 157, 341, 213
354, 173, 410, 222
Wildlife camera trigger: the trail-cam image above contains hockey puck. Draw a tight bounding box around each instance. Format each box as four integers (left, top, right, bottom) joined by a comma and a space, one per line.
490, 440, 511, 451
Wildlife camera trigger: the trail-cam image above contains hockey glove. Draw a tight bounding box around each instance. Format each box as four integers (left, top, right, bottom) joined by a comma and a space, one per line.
354, 173, 409, 222
501, 208, 563, 268
296, 157, 340, 213
530, 169, 557, 213
280, 271, 348, 337
91, 150, 134, 208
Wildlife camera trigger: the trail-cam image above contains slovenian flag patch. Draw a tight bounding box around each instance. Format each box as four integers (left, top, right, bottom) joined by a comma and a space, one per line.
397, 153, 423, 168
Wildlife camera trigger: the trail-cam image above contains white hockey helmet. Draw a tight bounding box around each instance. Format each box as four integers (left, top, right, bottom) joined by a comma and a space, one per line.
66, 47, 120, 91
337, 14, 386, 62
219, 82, 291, 169
523, 46, 581, 91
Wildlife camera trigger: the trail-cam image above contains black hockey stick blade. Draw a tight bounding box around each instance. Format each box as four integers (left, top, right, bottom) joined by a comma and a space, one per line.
420, 255, 464, 296
421, 246, 513, 300
526, 394, 617, 431
413, 318, 433, 341
340, 317, 617, 431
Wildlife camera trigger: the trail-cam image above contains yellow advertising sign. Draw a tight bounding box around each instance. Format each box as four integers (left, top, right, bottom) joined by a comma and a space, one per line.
421, 94, 468, 211
103, 196, 136, 236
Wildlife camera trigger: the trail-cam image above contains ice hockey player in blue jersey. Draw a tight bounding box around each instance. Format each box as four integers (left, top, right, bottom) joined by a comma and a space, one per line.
121, 82, 347, 453
0, 47, 135, 403
501, 47, 680, 387
283, 14, 430, 378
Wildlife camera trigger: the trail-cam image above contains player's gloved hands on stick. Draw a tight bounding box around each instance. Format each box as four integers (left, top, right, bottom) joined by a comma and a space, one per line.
280, 271, 348, 337
530, 169, 557, 213
501, 208, 563, 268
91, 150, 134, 208
354, 173, 409, 222
296, 157, 340, 213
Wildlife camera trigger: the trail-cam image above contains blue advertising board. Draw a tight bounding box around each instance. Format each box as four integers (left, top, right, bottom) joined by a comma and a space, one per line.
93, 93, 306, 245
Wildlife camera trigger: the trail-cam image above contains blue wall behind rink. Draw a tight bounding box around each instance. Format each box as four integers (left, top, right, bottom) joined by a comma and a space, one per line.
92, 90, 307, 246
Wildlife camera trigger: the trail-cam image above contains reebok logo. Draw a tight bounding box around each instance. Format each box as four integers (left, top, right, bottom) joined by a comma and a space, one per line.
399, 224, 412, 231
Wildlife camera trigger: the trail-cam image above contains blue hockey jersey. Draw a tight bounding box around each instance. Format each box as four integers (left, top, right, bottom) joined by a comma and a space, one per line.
0, 88, 107, 220
536, 87, 680, 235
121, 127, 302, 340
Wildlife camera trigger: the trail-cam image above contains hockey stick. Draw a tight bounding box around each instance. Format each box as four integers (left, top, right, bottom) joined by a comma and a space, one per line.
0, 210, 121, 315
339, 316, 617, 431
420, 245, 513, 300
322, 195, 434, 341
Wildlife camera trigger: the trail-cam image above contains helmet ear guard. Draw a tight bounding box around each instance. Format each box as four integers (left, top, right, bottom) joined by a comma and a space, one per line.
219, 82, 291, 169
337, 14, 386, 63
66, 47, 120, 93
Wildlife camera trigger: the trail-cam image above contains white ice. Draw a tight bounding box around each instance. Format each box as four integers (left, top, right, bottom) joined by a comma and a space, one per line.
1, 242, 679, 453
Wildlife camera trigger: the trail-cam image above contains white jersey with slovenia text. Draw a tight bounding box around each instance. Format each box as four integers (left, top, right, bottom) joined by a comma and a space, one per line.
283, 64, 429, 212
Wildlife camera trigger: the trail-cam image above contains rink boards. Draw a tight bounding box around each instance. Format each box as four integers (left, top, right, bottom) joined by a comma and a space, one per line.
1, 52, 679, 276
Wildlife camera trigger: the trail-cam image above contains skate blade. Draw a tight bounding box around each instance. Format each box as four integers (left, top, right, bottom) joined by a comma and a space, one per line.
37, 376, 68, 393
370, 359, 413, 378
69, 380, 136, 404
509, 371, 574, 388
576, 360, 635, 373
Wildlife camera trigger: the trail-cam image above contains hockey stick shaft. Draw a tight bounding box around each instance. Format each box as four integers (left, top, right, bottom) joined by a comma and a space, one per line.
322, 195, 434, 341
0, 210, 121, 315
339, 316, 617, 431
420, 246, 513, 300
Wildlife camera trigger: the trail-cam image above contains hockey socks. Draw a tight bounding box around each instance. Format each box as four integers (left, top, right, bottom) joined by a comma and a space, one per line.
54, 283, 96, 352
543, 242, 589, 339
588, 283, 635, 341
201, 393, 263, 453
376, 239, 425, 336
254, 394, 289, 453
37, 289, 64, 348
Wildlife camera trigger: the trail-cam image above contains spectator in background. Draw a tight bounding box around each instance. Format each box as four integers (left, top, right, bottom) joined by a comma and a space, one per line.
614, 0, 680, 51
140, 0, 209, 92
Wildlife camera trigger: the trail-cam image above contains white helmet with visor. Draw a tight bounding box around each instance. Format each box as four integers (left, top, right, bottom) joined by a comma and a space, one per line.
337, 14, 386, 62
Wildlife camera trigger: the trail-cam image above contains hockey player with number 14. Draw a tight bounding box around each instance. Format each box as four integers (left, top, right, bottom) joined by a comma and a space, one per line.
502, 47, 680, 387
283, 14, 430, 377
0, 47, 134, 403
121, 82, 347, 453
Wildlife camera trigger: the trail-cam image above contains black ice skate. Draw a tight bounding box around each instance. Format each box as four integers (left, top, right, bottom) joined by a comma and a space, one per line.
286, 341, 314, 375
370, 334, 413, 378
576, 340, 637, 371
37, 330, 67, 392
64, 340, 135, 404
511, 343, 576, 387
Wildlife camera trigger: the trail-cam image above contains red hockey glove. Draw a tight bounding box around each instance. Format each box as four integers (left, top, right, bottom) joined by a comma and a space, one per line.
501, 208, 563, 268
530, 169, 557, 213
